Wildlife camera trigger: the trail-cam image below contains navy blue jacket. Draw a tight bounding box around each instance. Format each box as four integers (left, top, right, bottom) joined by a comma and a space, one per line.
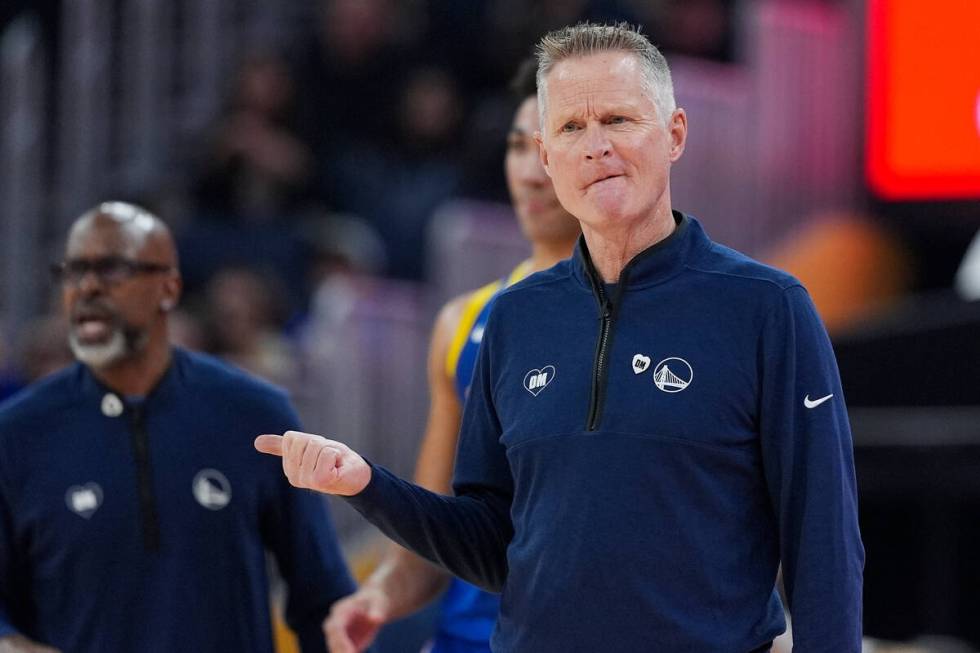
348, 214, 864, 652
0, 348, 355, 652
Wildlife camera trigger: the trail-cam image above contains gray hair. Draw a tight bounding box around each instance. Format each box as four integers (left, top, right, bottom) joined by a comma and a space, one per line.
535, 22, 676, 126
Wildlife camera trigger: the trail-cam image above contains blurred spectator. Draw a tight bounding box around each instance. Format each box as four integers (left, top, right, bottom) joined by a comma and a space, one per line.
399, 67, 463, 154
176, 218, 310, 319
303, 213, 387, 288
192, 52, 315, 222
181, 52, 316, 312
327, 66, 465, 279
203, 267, 298, 387
292, 0, 422, 156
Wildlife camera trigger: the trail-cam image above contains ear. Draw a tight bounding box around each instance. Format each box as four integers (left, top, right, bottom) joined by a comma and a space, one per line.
159, 274, 182, 313
667, 108, 688, 163
534, 131, 552, 178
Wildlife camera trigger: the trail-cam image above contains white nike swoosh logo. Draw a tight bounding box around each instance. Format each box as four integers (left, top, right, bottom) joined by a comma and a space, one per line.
804, 393, 834, 409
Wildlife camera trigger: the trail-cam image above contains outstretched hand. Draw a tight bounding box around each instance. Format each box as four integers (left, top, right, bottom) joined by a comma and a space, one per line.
254, 431, 372, 496
322, 586, 391, 653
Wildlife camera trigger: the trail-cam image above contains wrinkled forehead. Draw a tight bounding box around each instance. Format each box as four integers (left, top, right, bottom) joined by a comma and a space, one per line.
541, 52, 651, 116
549, 50, 642, 81
551, 53, 644, 96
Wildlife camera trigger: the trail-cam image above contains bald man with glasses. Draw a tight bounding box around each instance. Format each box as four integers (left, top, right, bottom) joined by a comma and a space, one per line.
0, 202, 355, 653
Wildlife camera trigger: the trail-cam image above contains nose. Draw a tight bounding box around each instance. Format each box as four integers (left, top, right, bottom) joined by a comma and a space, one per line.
76, 269, 106, 296
583, 124, 612, 161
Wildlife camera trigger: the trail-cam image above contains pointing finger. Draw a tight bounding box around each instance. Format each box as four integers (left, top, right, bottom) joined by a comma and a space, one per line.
254, 434, 284, 456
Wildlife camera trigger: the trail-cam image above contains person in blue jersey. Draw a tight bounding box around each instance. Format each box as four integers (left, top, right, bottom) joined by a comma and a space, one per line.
322, 60, 580, 653
0, 202, 355, 653
257, 22, 864, 653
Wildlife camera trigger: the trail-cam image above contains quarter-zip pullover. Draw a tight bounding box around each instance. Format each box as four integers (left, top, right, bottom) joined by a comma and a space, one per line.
347, 214, 864, 652
0, 348, 355, 652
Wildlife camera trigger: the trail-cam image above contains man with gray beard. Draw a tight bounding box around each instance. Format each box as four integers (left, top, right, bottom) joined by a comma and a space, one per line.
0, 202, 355, 653
64, 203, 178, 374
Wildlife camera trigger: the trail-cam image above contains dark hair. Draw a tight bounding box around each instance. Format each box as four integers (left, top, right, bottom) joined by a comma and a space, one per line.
508, 57, 538, 101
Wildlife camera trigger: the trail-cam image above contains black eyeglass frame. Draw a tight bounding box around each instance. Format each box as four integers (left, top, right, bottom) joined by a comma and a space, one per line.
50, 257, 174, 286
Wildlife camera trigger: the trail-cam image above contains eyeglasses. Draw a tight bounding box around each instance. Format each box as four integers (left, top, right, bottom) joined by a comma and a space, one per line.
50, 257, 174, 286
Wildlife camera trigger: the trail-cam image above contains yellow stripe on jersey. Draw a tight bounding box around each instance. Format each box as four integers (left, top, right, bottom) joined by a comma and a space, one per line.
445, 279, 503, 379
444, 261, 534, 379
505, 260, 533, 287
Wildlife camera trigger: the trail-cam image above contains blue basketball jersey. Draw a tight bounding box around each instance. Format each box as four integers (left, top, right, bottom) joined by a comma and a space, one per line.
433, 263, 530, 651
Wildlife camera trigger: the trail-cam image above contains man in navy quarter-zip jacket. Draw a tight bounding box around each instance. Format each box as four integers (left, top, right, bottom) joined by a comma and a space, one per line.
257, 22, 864, 653
0, 202, 355, 653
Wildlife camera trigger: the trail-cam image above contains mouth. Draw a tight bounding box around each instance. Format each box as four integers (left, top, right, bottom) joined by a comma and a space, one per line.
585, 173, 625, 189
71, 308, 118, 343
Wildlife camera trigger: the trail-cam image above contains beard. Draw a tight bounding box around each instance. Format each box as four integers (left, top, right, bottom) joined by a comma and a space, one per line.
69, 323, 147, 370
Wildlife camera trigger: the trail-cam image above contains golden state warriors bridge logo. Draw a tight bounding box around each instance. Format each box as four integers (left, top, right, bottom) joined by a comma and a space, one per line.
653, 357, 693, 393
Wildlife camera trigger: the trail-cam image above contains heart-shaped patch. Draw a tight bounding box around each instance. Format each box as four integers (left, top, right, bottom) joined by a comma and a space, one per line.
523, 366, 556, 396
632, 354, 651, 374
65, 482, 103, 519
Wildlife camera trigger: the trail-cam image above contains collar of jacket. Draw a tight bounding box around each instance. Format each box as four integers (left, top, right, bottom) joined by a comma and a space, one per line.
78, 346, 184, 410
571, 211, 708, 294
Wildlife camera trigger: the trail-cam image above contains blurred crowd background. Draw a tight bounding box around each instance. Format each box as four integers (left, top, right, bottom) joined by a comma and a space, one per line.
1, 0, 979, 651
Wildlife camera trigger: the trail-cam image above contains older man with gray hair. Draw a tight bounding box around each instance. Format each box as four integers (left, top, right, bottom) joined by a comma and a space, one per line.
257, 22, 864, 652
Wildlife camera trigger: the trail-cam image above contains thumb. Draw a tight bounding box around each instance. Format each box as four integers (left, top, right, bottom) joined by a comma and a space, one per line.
254, 434, 284, 456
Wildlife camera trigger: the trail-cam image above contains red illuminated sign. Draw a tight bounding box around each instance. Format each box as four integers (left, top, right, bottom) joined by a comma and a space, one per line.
866, 0, 980, 199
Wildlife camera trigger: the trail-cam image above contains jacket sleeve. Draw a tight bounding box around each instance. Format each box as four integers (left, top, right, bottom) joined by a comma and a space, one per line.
758, 285, 864, 652
345, 315, 513, 592
261, 401, 357, 653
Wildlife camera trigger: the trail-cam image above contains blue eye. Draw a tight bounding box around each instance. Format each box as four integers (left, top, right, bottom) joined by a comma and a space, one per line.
560, 122, 580, 133
607, 116, 627, 124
